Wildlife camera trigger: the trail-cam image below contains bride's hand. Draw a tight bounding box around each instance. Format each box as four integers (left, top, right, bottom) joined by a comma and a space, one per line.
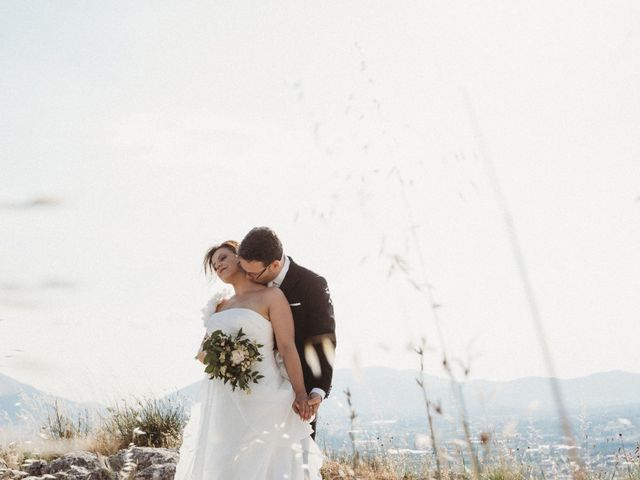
194, 334, 209, 364
195, 350, 206, 364
293, 393, 311, 421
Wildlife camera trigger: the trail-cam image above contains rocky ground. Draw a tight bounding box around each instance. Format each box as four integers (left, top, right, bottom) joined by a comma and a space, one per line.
0, 447, 178, 480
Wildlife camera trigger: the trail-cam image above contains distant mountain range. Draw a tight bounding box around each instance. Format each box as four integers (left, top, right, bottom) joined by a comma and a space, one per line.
336, 368, 640, 418
161, 367, 640, 434
0, 372, 102, 435
2, 369, 639, 435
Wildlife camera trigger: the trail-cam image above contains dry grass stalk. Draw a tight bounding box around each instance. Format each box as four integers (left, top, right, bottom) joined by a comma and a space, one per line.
344, 388, 360, 469
100, 396, 186, 450
44, 400, 91, 440
320, 456, 408, 480
416, 340, 443, 480
390, 169, 481, 480
461, 88, 585, 479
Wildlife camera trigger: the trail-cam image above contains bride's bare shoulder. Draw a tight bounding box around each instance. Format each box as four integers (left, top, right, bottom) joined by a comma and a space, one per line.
263, 286, 287, 303
214, 297, 229, 312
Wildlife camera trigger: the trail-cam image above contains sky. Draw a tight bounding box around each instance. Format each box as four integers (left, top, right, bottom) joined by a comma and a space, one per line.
1, 1, 639, 403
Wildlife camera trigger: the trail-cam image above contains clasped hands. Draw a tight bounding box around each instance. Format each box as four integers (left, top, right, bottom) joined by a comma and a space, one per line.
292, 392, 322, 421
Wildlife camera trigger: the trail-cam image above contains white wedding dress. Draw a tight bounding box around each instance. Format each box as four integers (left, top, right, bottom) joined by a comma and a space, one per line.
174, 307, 323, 480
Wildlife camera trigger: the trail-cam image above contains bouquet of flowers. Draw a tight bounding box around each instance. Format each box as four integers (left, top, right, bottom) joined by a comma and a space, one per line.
201, 328, 264, 393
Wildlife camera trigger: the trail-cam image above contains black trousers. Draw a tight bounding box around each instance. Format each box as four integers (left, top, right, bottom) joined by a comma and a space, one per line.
310, 416, 317, 441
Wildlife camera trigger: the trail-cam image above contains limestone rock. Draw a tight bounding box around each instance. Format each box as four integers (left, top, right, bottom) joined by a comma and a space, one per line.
21, 460, 47, 477
134, 463, 176, 480
108, 447, 177, 473
1, 447, 181, 480
45, 452, 100, 475
20, 475, 57, 480
87, 468, 116, 480
0, 469, 29, 480
60, 466, 91, 480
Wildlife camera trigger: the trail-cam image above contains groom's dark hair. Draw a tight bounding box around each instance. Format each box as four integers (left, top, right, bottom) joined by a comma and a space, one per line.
238, 227, 283, 265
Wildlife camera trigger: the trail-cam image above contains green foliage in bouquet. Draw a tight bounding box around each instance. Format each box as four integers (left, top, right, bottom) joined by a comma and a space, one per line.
202, 328, 264, 393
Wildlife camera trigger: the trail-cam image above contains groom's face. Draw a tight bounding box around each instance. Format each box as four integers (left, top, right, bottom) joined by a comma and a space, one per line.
239, 258, 279, 285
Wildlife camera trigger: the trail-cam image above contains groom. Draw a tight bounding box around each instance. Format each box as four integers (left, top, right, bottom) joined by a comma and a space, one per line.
238, 226, 336, 439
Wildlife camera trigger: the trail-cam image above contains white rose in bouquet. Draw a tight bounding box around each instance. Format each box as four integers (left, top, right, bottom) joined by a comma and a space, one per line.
230, 349, 246, 365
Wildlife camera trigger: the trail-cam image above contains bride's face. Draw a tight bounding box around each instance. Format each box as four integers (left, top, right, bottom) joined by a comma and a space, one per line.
211, 247, 241, 282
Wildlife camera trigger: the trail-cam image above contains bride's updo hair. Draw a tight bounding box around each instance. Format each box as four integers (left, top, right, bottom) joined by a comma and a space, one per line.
203, 240, 239, 275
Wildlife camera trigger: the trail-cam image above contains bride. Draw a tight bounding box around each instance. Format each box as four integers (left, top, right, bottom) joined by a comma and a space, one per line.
173, 240, 323, 480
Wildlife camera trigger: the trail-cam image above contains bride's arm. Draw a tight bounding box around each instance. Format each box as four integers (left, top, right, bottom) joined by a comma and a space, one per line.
196, 297, 226, 363
268, 289, 312, 420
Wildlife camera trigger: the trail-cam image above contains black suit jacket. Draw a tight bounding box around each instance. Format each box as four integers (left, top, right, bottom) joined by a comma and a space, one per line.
278, 258, 336, 397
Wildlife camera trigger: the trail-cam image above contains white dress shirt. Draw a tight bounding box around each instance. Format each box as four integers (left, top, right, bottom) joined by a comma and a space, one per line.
268, 254, 290, 288
270, 254, 326, 401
